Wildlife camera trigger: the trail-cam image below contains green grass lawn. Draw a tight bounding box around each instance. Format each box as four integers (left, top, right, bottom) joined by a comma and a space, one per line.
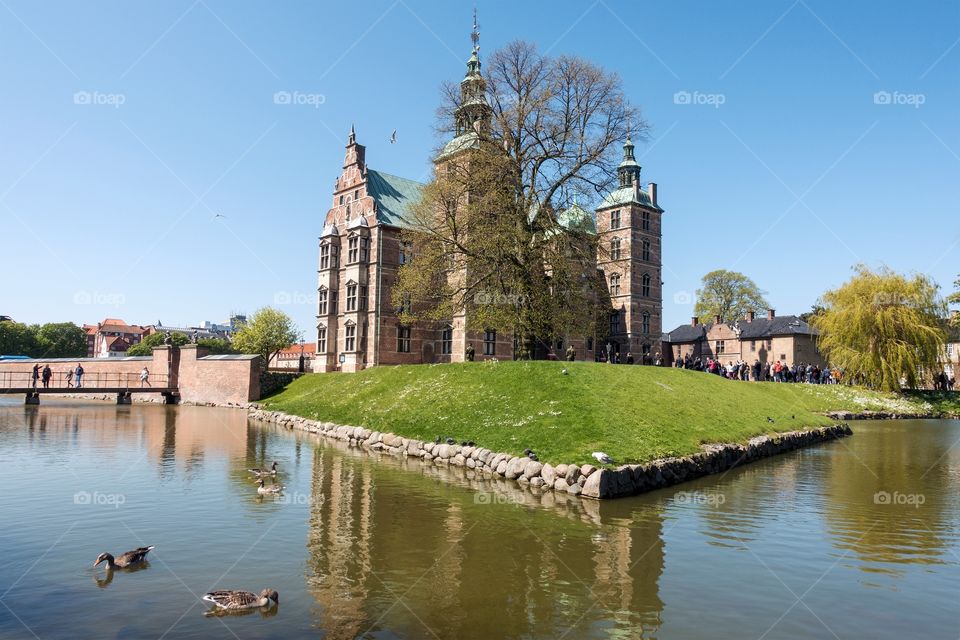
262, 361, 958, 466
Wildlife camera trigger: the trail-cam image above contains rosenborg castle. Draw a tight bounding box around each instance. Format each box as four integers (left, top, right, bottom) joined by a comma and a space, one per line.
314, 35, 664, 372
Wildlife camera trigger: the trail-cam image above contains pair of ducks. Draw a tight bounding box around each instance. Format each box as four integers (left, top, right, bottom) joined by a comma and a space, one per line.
249, 461, 285, 495
93, 546, 279, 612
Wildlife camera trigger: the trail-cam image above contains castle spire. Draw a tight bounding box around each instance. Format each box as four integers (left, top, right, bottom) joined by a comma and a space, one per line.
348, 124, 356, 145
617, 134, 641, 187
453, 10, 490, 137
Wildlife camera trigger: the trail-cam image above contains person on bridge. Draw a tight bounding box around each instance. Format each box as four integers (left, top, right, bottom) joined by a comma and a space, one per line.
65, 368, 73, 388
31, 364, 40, 388
75, 363, 84, 388
140, 367, 151, 387
41, 365, 51, 388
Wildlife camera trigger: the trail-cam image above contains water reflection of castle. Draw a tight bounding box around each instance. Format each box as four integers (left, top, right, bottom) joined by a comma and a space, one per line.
303, 447, 666, 639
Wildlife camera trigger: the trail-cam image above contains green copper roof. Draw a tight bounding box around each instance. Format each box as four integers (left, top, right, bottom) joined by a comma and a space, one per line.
366, 169, 424, 229
598, 185, 662, 211
437, 130, 481, 160
557, 202, 596, 234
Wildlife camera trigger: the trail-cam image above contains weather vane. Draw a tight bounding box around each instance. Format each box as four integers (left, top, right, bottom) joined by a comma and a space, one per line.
471, 8, 480, 51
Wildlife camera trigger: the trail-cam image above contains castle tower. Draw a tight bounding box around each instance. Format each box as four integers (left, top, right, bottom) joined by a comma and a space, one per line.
595, 136, 664, 362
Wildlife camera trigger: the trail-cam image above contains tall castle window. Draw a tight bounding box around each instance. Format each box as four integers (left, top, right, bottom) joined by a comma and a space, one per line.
317, 326, 327, 353
610, 273, 621, 296
642, 239, 651, 262
642, 273, 651, 297
610, 237, 621, 261
642, 210, 650, 231
441, 325, 453, 355
319, 243, 339, 270
346, 284, 357, 311
642, 311, 650, 334
610, 311, 620, 335
483, 329, 496, 356
348, 237, 359, 263
345, 325, 356, 351
399, 241, 411, 265
318, 288, 328, 315
397, 326, 411, 353
359, 285, 368, 311
610, 210, 621, 230
715, 340, 725, 355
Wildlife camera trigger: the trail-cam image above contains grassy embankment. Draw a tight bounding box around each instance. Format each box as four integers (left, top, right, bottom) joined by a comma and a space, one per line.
263, 361, 959, 465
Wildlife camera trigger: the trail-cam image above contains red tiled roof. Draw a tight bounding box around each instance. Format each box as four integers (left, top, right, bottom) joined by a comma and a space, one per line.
277, 343, 316, 355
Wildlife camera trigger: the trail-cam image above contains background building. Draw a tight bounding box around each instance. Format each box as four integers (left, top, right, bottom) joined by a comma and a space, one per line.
662, 309, 825, 367
82, 318, 147, 358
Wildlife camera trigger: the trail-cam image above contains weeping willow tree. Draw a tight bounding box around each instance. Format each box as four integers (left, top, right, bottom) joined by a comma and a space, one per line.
812, 265, 946, 391
393, 39, 645, 351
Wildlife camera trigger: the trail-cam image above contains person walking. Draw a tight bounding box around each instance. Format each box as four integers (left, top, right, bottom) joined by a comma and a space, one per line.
75, 363, 84, 388
139, 366, 151, 387
65, 368, 73, 388
31, 363, 40, 388
625, 352, 634, 365
41, 364, 52, 389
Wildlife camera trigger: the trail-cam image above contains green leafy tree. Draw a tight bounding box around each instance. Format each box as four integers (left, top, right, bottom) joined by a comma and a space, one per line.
34, 323, 87, 358
126, 331, 189, 356
231, 307, 298, 365
948, 274, 960, 326
0, 320, 38, 356
394, 40, 643, 347
197, 337, 233, 354
812, 265, 946, 391
799, 304, 826, 324
694, 270, 769, 324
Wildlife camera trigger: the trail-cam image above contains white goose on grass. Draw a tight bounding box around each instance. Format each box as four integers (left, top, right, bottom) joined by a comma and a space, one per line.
202, 588, 279, 611
592, 452, 614, 465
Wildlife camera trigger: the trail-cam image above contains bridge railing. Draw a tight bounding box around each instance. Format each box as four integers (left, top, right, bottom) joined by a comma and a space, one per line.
0, 370, 171, 390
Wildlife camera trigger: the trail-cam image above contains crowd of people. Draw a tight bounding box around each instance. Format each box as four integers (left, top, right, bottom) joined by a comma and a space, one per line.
673, 354, 841, 384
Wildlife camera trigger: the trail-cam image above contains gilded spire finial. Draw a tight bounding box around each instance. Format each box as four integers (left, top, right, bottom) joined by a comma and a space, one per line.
471, 8, 480, 53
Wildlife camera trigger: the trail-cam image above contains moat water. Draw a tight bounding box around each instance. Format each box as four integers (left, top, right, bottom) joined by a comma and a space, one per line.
1, 399, 959, 639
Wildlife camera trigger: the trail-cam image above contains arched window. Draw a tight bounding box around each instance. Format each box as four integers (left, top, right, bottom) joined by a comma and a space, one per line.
642, 239, 651, 261
610, 237, 621, 260
610, 273, 621, 296
642, 273, 651, 297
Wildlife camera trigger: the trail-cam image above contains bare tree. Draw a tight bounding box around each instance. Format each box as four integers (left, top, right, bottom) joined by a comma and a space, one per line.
396, 40, 648, 351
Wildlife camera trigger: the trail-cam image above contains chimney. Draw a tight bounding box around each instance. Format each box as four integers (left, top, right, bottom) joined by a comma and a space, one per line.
746, 310, 755, 322
767, 308, 776, 320
714, 314, 721, 324
648, 182, 658, 206
691, 316, 699, 326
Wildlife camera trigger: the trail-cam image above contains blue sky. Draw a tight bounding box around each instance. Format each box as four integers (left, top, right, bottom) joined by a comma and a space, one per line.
1, 0, 957, 335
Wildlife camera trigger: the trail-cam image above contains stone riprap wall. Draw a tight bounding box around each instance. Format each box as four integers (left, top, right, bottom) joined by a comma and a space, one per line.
248, 407, 852, 500
826, 410, 949, 420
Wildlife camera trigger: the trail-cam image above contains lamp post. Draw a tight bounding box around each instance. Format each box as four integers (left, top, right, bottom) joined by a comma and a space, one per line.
298, 337, 305, 373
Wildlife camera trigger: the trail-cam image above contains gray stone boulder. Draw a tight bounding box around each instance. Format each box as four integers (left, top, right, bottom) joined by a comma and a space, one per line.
581, 469, 615, 499
504, 457, 527, 480
565, 465, 581, 485
522, 460, 543, 479
580, 464, 597, 477
541, 463, 556, 486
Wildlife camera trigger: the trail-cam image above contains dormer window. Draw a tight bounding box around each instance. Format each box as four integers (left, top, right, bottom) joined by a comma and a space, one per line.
610, 210, 621, 230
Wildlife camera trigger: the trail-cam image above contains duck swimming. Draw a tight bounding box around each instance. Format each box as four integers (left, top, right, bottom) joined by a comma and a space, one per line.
203, 589, 279, 611
93, 546, 155, 569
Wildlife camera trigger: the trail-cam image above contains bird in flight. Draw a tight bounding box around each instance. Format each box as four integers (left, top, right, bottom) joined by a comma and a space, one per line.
212, 212, 225, 221
390, 130, 397, 144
